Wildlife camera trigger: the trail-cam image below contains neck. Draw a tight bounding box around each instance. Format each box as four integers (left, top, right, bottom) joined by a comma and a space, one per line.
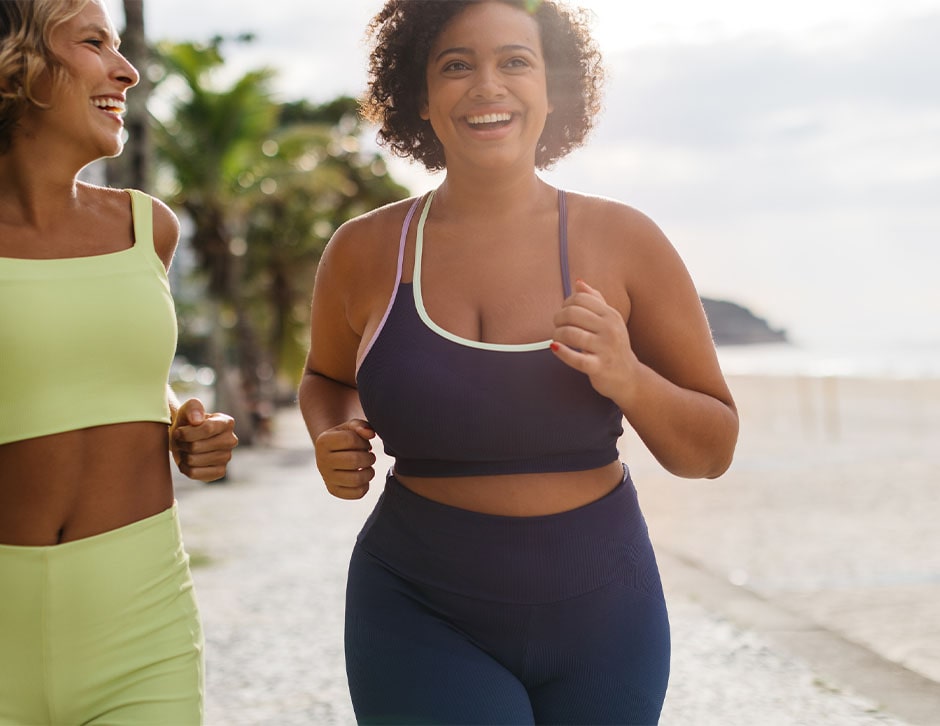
432, 171, 552, 220
0, 147, 82, 227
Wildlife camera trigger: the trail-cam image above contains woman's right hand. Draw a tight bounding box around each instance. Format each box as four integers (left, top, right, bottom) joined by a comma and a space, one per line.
314, 419, 377, 499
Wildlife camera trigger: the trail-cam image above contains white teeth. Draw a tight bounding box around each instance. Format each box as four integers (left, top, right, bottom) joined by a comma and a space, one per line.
467, 112, 512, 125
91, 98, 126, 113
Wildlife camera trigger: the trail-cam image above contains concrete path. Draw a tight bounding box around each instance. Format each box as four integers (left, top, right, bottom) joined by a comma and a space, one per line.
174, 383, 939, 725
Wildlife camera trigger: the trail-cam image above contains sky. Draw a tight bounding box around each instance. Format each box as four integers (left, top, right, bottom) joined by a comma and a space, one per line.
106, 0, 940, 358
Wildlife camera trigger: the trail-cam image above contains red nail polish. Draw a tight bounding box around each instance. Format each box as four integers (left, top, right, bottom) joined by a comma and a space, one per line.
550, 342, 560, 352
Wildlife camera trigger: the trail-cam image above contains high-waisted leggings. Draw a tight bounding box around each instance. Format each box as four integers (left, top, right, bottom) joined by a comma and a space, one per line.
0, 503, 203, 726
345, 466, 671, 725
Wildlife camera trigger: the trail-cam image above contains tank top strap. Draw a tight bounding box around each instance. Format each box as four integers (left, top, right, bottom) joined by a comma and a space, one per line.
126, 189, 153, 250
125, 189, 165, 274
397, 196, 423, 284
355, 196, 424, 375
558, 189, 572, 298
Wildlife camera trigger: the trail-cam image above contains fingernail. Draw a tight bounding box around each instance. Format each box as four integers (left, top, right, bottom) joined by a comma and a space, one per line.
550, 342, 560, 352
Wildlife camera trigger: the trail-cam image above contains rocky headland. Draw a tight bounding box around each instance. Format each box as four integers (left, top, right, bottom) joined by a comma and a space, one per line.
701, 298, 788, 346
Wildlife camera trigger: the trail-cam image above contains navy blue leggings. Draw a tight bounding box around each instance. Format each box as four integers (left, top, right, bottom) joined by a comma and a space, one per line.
345, 467, 670, 725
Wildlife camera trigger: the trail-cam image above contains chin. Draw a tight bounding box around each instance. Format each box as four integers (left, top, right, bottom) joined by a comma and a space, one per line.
101, 139, 126, 159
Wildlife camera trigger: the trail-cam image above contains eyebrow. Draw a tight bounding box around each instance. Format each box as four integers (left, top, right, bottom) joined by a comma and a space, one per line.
434, 44, 537, 63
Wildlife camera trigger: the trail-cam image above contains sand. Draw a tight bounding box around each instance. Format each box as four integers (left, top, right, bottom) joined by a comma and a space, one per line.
630, 373, 940, 685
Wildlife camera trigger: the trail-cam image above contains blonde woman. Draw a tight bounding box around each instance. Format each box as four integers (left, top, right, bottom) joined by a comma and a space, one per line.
0, 1, 238, 723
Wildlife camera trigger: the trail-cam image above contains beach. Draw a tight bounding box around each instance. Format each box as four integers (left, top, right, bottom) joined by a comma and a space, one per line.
175, 370, 940, 725
637, 372, 940, 721
634, 373, 940, 674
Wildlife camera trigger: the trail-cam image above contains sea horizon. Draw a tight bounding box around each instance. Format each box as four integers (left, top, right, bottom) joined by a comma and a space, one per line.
716, 338, 940, 380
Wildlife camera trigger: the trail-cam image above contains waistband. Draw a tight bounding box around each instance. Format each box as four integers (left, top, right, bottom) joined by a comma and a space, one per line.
356, 465, 652, 604
0, 502, 182, 560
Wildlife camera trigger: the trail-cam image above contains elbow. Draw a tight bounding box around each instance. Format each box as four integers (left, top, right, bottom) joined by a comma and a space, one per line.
701, 407, 739, 479
665, 454, 733, 480
664, 406, 739, 480
667, 447, 735, 480
703, 448, 735, 479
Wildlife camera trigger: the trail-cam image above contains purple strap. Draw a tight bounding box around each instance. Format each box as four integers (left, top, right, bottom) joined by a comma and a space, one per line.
558, 189, 572, 298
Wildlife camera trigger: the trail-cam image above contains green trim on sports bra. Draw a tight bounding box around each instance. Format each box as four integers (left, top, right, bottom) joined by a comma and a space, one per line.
412, 190, 554, 353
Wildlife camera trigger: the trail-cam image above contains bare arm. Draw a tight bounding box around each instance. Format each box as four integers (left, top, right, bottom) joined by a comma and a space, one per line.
298, 224, 378, 499
552, 203, 738, 479
151, 197, 238, 481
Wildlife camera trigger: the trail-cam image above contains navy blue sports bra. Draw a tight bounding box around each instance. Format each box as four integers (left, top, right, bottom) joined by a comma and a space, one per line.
356, 190, 624, 477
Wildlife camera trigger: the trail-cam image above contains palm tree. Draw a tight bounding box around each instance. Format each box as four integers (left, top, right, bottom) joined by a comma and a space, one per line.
150, 42, 409, 441
151, 37, 279, 440
240, 97, 409, 395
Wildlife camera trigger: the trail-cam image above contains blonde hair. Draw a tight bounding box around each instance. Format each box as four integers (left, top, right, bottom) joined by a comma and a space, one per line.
0, 0, 90, 152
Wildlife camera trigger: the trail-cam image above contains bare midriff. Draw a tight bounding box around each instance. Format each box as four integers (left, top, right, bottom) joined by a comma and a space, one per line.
395, 459, 624, 517
0, 422, 174, 546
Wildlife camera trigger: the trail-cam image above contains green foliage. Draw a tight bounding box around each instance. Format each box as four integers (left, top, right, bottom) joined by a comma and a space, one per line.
152, 38, 279, 204
150, 37, 409, 420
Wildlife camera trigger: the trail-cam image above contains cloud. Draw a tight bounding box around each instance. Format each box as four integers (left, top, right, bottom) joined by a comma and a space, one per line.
597, 12, 940, 150
579, 10, 940, 221
133, 0, 378, 102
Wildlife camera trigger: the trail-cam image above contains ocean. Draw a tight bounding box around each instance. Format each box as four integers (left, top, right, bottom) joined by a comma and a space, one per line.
716, 340, 940, 380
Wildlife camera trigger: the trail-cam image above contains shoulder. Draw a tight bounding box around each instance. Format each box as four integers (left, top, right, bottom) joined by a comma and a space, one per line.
562, 190, 697, 315
151, 197, 181, 269
564, 190, 677, 266
80, 184, 180, 268
319, 196, 420, 279
566, 191, 667, 242
328, 196, 419, 252
312, 196, 422, 339
134, 192, 180, 270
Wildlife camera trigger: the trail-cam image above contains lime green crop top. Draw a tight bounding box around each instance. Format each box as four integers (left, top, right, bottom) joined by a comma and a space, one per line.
0, 189, 177, 444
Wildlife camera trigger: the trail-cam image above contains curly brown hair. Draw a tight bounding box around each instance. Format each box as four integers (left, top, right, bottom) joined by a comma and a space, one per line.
361, 0, 605, 172
0, 0, 89, 154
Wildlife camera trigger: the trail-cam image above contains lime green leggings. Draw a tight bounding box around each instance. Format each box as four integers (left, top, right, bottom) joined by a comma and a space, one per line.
0, 503, 203, 726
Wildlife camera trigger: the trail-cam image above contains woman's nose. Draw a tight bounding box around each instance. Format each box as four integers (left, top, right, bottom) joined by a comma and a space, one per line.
470, 66, 506, 100
112, 51, 140, 89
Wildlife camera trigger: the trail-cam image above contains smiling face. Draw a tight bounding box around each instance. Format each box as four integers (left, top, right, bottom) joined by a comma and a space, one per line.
24, 0, 139, 161
420, 0, 553, 175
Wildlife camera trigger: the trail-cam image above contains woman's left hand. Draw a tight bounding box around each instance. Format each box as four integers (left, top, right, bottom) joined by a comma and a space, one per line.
169, 398, 238, 482
551, 279, 640, 404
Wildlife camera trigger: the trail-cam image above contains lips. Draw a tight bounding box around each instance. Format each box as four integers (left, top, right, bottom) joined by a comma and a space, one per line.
91, 97, 126, 115
467, 112, 512, 127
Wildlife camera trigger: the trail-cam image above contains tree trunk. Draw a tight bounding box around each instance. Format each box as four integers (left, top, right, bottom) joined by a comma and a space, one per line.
186, 207, 264, 445
108, 0, 152, 190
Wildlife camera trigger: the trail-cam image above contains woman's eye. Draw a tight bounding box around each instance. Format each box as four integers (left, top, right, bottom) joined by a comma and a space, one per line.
443, 60, 470, 72
84, 39, 104, 48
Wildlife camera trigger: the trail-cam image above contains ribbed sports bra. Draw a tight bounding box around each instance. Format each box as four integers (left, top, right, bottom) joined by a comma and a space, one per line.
0, 189, 177, 445
356, 190, 624, 477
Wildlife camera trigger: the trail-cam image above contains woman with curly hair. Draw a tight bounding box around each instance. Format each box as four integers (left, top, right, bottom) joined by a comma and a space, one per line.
300, 1, 738, 723
0, 1, 238, 723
